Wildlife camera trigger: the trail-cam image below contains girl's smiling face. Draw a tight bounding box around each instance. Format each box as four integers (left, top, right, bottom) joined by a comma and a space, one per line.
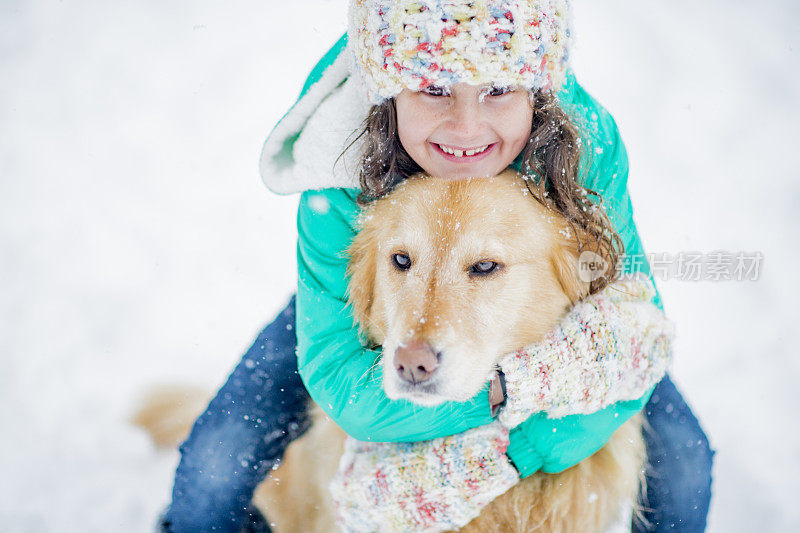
395, 83, 533, 180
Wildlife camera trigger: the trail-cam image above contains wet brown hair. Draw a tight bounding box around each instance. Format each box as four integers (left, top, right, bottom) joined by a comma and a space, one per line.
337, 91, 623, 293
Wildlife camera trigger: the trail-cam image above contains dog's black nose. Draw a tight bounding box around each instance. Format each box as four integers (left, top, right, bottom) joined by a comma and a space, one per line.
394, 341, 439, 384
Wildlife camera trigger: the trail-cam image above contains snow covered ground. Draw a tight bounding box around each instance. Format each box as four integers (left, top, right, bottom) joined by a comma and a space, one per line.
1, 0, 798, 531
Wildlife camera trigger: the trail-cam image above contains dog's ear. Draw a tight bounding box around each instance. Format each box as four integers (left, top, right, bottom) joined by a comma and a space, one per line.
550, 232, 592, 305
346, 224, 379, 333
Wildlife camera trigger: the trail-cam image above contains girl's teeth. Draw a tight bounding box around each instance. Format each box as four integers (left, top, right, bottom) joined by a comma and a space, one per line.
439, 144, 489, 157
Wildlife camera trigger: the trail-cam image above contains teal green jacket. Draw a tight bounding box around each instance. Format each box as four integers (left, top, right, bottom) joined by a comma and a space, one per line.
272, 34, 662, 478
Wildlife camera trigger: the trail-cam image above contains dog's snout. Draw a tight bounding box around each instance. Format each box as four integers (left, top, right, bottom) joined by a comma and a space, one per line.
394, 341, 440, 384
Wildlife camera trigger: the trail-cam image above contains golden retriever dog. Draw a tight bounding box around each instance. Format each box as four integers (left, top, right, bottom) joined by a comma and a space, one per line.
135, 168, 645, 532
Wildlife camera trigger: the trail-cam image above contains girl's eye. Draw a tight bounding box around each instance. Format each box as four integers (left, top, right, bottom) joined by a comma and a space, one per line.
392, 252, 412, 271
470, 261, 502, 276
422, 85, 450, 97
484, 86, 512, 98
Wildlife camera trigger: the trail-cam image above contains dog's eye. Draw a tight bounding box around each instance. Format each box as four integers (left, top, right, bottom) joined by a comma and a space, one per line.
392, 252, 412, 271
470, 260, 501, 276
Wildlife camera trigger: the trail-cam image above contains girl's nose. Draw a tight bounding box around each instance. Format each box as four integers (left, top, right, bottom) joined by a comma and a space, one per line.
445, 93, 482, 139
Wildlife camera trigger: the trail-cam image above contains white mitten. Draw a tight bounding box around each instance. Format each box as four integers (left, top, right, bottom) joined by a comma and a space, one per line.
498, 274, 675, 428
330, 421, 519, 533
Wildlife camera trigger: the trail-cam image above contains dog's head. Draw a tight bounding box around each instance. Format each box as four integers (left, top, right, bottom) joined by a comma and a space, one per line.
347, 169, 595, 406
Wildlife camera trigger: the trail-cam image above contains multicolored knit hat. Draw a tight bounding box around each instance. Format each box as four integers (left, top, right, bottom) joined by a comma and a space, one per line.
347, 0, 572, 104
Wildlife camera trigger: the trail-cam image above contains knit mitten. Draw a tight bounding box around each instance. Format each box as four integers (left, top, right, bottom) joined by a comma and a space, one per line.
330, 421, 519, 533
498, 274, 675, 428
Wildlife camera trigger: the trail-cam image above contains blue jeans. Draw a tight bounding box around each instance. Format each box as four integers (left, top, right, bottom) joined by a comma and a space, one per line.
634, 377, 715, 532
161, 296, 309, 532
161, 297, 713, 532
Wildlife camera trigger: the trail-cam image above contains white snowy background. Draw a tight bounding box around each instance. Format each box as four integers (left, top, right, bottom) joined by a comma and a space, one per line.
1, 0, 798, 531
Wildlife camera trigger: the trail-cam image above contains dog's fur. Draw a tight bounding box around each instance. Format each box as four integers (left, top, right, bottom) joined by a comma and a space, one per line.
135, 169, 646, 532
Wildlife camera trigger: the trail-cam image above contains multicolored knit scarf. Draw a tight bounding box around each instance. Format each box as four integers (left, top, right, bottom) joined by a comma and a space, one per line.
348, 0, 573, 104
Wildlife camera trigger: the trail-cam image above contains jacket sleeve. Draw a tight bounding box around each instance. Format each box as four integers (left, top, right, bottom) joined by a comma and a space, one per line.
295, 188, 494, 442
506, 385, 655, 477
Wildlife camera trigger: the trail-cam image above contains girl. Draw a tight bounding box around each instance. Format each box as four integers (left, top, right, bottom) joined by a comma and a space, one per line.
160, 2, 713, 532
